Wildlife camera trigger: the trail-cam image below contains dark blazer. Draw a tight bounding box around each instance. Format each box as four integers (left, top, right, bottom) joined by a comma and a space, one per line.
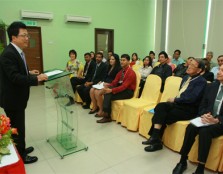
0, 43, 38, 110
198, 80, 223, 123
84, 60, 96, 82
105, 65, 122, 83
151, 63, 172, 92
91, 62, 108, 84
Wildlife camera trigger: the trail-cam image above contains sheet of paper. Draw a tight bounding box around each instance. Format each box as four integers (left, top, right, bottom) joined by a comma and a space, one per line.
190, 117, 213, 127
92, 82, 104, 89
45, 70, 63, 77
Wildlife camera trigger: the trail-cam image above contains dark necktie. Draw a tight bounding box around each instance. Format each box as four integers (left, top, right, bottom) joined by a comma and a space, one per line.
21, 52, 28, 74
213, 85, 223, 116
92, 65, 98, 81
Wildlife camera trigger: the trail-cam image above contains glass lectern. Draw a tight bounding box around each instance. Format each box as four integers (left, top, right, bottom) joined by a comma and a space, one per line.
44, 70, 88, 158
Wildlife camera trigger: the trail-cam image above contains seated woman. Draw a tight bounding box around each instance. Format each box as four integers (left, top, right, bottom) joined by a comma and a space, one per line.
65, 49, 82, 106
130, 52, 139, 67
138, 56, 153, 97
89, 54, 121, 116
201, 58, 214, 82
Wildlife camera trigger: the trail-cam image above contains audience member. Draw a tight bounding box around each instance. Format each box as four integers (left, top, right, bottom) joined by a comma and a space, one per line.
167, 55, 176, 72
66, 49, 81, 78
130, 52, 139, 67
172, 49, 184, 66
107, 51, 114, 61
201, 58, 214, 82
142, 58, 206, 152
211, 55, 223, 79
149, 51, 157, 66
67, 53, 96, 106
150, 51, 172, 92
172, 64, 223, 174
96, 54, 136, 123
90, 51, 96, 62
206, 51, 217, 69
173, 57, 194, 78
89, 54, 121, 116
138, 56, 153, 97
77, 52, 107, 109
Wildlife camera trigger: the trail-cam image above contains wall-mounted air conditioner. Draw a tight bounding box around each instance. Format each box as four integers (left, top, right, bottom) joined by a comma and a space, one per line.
65, 15, 91, 23
21, 10, 53, 20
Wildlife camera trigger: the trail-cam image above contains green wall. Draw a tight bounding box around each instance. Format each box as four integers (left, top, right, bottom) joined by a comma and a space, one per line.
0, 0, 155, 70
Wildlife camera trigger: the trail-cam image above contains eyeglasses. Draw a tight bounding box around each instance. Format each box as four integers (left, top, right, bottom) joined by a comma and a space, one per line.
17, 34, 31, 39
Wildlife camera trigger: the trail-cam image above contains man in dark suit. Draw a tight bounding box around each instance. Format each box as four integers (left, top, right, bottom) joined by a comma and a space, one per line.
142, 58, 207, 152
66, 52, 96, 106
0, 22, 48, 164
77, 52, 107, 109
172, 65, 223, 174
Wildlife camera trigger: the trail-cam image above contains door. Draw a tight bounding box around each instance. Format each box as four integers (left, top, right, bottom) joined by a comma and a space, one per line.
95, 28, 114, 58
24, 27, 43, 73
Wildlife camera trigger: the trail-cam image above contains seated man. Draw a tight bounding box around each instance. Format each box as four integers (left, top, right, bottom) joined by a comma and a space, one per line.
211, 55, 223, 80
96, 54, 136, 123
77, 52, 107, 109
66, 52, 96, 106
172, 65, 223, 174
142, 58, 207, 152
150, 51, 172, 92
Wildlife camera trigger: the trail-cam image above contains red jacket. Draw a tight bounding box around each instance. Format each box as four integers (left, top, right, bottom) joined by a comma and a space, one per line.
109, 66, 136, 94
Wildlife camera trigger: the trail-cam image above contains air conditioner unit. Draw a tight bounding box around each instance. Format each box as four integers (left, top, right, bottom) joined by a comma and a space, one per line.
21, 10, 53, 20
65, 15, 91, 23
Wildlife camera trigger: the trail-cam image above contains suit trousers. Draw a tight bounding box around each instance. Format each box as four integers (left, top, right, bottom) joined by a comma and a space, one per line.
76, 84, 92, 105
149, 102, 197, 136
180, 123, 223, 163
103, 89, 134, 114
4, 109, 26, 158
70, 77, 86, 93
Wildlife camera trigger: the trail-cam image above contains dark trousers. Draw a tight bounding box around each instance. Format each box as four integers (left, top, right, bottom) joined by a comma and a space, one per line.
103, 89, 134, 114
70, 77, 86, 93
138, 79, 145, 98
76, 84, 91, 105
180, 123, 223, 163
4, 109, 26, 158
149, 102, 197, 136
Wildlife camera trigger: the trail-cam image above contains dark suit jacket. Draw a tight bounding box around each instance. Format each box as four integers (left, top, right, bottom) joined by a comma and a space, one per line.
198, 80, 223, 123
84, 60, 96, 82
90, 62, 108, 84
0, 43, 38, 110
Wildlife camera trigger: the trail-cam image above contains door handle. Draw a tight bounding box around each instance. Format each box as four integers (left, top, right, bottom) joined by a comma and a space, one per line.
36, 57, 40, 59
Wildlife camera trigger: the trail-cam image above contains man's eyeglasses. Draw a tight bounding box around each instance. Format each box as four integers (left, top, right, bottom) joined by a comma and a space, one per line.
17, 34, 31, 39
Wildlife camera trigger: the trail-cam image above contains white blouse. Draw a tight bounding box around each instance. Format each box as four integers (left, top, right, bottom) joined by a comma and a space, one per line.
139, 66, 153, 81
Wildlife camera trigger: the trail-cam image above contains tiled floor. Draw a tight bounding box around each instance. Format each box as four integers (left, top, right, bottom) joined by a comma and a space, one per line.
8, 86, 218, 173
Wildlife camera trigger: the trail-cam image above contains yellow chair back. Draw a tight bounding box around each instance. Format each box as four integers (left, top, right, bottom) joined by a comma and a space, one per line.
141, 74, 162, 102
160, 76, 182, 102
133, 70, 141, 98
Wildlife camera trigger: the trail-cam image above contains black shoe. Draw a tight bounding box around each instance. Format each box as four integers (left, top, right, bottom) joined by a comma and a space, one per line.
23, 155, 38, 164
89, 109, 98, 114
82, 104, 90, 109
142, 137, 161, 145
65, 99, 75, 106
144, 142, 163, 152
25, 146, 34, 154
172, 162, 187, 174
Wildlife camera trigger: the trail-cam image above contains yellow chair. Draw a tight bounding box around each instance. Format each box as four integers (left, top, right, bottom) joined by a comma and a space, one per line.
162, 121, 190, 152
188, 136, 223, 172
120, 75, 162, 131
111, 71, 141, 122
132, 64, 141, 71
139, 76, 182, 138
